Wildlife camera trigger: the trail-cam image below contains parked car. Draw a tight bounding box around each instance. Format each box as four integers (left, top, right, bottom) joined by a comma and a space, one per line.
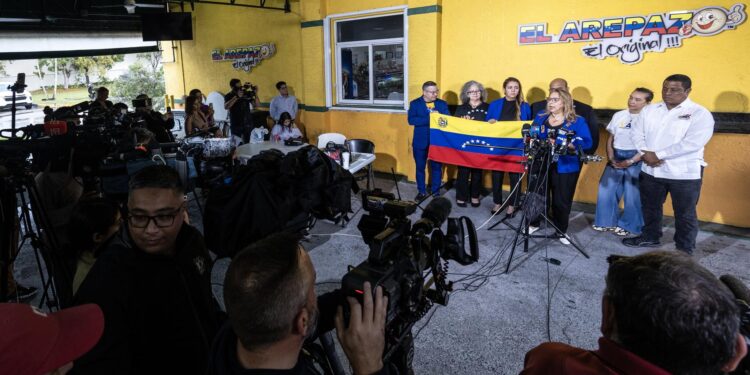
0, 82, 33, 111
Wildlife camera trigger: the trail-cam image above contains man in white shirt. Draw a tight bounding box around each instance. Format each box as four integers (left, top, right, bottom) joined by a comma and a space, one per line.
269, 81, 299, 121
623, 74, 714, 254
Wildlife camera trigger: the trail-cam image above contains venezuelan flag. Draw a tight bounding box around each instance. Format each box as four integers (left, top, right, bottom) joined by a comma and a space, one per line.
428, 113, 526, 173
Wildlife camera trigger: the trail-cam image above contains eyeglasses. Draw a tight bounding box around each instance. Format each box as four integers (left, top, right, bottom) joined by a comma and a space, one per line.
425, 90, 439, 95
127, 205, 185, 228
547, 97, 562, 103
466, 90, 481, 95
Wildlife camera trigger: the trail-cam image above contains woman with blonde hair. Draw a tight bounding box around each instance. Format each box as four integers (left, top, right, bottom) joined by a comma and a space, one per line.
486, 77, 532, 215
528, 87, 592, 245
453, 80, 490, 207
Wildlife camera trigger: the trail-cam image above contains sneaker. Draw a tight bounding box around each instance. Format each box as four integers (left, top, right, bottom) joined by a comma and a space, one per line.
415, 193, 427, 202
559, 236, 571, 245
5, 285, 38, 302
613, 227, 629, 236
622, 236, 661, 248
592, 225, 614, 232
527, 225, 540, 235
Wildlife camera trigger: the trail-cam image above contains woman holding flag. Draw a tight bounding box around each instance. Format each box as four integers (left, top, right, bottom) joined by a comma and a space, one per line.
454, 80, 490, 207
486, 77, 532, 216
529, 88, 592, 245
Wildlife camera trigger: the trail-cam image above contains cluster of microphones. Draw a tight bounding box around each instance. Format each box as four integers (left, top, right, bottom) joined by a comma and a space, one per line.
520, 123, 602, 164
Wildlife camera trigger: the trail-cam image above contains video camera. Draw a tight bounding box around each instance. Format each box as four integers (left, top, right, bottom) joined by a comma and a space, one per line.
342, 189, 479, 368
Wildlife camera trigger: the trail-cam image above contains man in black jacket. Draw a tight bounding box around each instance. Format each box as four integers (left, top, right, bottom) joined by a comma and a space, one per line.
72, 165, 222, 375
531, 78, 600, 154
134, 94, 175, 143
210, 233, 387, 375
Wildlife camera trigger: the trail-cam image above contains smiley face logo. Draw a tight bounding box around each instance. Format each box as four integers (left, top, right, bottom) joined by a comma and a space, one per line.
692, 8, 728, 34
682, 4, 747, 36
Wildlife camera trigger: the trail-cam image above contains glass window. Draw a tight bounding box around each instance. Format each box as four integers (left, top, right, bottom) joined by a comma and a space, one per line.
337, 15, 404, 42
341, 46, 370, 100
333, 13, 406, 107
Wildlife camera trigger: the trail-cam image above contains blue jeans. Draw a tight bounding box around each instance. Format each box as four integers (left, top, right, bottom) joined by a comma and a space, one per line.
594, 149, 643, 233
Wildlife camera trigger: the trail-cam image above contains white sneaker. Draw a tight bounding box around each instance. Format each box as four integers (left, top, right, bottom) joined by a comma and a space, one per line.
559, 236, 571, 245
528, 226, 539, 234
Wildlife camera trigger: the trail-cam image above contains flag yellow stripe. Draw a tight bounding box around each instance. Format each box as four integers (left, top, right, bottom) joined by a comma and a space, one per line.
430, 113, 525, 138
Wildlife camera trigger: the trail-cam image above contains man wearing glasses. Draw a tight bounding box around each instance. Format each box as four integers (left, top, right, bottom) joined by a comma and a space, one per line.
623, 74, 714, 255
73, 165, 222, 375
408, 81, 450, 201
270, 81, 299, 122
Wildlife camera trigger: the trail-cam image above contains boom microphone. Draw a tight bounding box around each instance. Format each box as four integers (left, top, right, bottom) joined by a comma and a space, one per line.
720, 274, 750, 303
412, 197, 452, 234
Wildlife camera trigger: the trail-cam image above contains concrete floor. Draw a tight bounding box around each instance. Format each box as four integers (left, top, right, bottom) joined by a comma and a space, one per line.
14, 175, 750, 374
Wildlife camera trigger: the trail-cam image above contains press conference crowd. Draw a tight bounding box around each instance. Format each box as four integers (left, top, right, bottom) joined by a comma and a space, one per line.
2, 74, 749, 375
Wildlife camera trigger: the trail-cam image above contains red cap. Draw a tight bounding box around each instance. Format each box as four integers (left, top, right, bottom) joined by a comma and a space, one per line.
0, 303, 104, 375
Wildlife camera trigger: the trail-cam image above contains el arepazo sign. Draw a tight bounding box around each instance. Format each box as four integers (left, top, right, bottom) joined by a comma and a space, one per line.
518, 4, 747, 64
211, 42, 276, 72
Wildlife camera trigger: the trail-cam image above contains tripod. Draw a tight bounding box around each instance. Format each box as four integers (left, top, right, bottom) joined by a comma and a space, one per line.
493, 146, 590, 273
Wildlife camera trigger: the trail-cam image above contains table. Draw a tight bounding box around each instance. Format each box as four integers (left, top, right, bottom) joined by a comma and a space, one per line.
235, 142, 375, 188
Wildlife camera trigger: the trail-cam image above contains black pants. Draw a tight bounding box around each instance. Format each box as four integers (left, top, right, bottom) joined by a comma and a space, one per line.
492, 171, 521, 206
639, 172, 702, 251
456, 167, 482, 201
530, 165, 579, 234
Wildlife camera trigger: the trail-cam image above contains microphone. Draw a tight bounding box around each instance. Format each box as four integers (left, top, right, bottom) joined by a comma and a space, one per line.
720, 275, 750, 303
521, 123, 531, 139
412, 197, 452, 234
529, 124, 540, 139
548, 128, 559, 161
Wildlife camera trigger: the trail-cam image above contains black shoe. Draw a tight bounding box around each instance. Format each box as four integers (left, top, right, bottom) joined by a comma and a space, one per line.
5, 285, 38, 302
676, 248, 694, 255
415, 193, 427, 202
456, 201, 467, 208
470, 199, 481, 207
622, 236, 661, 248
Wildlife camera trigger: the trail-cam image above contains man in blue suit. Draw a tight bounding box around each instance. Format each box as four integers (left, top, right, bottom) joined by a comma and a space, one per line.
408, 81, 450, 201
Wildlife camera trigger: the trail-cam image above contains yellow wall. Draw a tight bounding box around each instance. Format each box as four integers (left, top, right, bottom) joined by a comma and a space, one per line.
164, 0, 750, 227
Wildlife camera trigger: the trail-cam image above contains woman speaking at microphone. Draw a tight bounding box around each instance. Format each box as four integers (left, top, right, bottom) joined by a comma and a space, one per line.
529, 88, 592, 245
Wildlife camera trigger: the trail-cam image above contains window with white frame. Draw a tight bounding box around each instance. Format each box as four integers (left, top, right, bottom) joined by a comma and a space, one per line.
333, 13, 406, 107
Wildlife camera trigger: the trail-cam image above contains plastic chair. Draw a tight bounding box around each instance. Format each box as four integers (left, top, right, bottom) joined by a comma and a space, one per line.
346, 139, 375, 190
317, 133, 346, 148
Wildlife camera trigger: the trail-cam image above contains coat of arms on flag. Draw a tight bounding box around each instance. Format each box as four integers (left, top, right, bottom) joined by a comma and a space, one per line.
428, 113, 527, 173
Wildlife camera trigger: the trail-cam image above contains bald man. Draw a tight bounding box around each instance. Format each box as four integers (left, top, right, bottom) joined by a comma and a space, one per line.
531, 78, 600, 154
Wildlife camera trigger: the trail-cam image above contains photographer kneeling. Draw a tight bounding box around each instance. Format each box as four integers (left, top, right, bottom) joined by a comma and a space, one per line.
212, 233, 387, 375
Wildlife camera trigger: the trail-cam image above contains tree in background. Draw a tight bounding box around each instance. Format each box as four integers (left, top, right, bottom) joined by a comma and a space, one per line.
34, 58, 52, 99
72, 55, 124, 86
57, 58, 76, 89
0, 61, 7, 77
112, 52, 165, 111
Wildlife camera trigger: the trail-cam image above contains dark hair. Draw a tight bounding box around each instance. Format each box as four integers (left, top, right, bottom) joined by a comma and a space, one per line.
188, 88, 201, 97
278, 112, 293, 127
422, 81, 438, 91
605, 251, 740, 374
67, 197, 120, 254
113, 102, 128, 112
665, 74, 692, 90
128, 165, 184, 195
276, 81, 287, 90
229, 78, 241, 89
185, 95, 198, 116
503, 77, 526, 121
97, 87, 108, 94
224, 233, 308, 350
634, 87, 655, 103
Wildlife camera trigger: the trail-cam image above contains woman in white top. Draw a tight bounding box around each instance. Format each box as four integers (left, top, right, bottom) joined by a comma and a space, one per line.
271, 112, 303, 141
593, 88, 654, 236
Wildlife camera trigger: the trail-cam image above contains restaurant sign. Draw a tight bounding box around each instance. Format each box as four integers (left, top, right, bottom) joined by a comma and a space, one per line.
211, 42, 276, 72
518, 4, 746, 64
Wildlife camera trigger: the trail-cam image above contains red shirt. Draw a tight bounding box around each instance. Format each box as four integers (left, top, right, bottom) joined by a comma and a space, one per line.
521, 337, 671, 375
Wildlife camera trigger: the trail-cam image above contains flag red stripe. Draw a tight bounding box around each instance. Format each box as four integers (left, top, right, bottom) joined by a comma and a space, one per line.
429, 145, 525, 173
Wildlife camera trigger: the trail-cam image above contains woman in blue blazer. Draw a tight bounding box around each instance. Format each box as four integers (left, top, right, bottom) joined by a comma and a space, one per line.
529, 87, 592, 244
486, 77, 532, 216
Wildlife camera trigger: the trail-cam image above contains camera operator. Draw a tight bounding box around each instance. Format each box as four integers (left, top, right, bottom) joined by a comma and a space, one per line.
521, 251, 748, 374
90, 87, 114, 112
133, 94, 175, 143
224, 78, 260, 146
211, 233, 387, 375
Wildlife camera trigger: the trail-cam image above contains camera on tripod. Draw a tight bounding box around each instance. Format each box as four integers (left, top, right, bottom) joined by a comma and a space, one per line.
342, 189, 479, 366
